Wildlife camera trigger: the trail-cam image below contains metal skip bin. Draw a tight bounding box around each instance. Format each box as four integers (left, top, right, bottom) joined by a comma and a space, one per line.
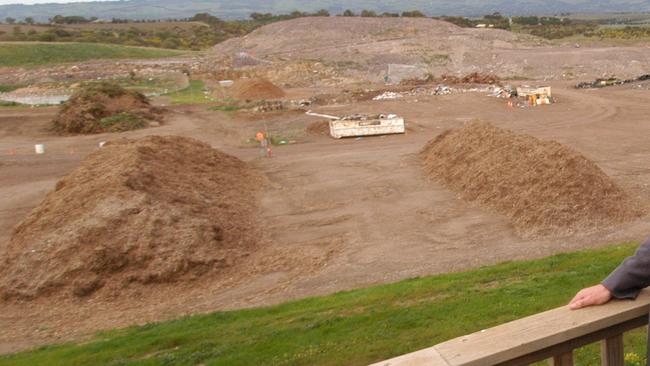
328, 114, 405, 139
305, 111, 406, 139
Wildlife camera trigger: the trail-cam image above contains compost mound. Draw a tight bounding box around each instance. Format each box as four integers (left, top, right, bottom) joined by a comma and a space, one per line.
52, 82, 164, 134
232, 78, 285, 100
0, 136, 260, 301
421, 122, 639, 237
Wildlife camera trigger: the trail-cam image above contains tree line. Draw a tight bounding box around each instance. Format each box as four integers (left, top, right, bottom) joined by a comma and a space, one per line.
1, 10, 647, 49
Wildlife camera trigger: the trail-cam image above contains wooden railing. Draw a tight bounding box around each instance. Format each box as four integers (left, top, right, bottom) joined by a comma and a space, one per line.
369, 289, 650, 366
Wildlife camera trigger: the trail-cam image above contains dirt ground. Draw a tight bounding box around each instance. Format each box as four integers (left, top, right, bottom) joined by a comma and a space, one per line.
1, 81, 650, 354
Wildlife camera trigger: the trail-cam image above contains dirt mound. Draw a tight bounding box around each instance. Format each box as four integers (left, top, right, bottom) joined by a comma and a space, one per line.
212, 17, 548, 82
421, 122, 639, 237
306, 120, 330, 136
232, 78, 285, 100
52, 82, 164, 134
0, 135, 261, 301
210, 17, 650, 82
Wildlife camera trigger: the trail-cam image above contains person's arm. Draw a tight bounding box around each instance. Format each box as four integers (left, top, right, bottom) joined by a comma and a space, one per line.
569, 236, 650, 309
601, 236, 650, 299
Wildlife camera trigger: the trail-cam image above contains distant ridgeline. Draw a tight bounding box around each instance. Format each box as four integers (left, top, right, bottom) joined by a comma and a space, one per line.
1, 0, 650, 22
1, 3, 650, 50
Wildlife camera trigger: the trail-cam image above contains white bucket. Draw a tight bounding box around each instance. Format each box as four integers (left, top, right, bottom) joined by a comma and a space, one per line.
35, 144, 45, 154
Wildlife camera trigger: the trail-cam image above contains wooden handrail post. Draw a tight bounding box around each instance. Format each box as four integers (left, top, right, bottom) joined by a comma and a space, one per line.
600, 334, 624, 366
549, 352, 573, 366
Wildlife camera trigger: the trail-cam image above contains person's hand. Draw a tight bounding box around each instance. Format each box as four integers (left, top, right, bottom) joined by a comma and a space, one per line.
568, 284, 612, 310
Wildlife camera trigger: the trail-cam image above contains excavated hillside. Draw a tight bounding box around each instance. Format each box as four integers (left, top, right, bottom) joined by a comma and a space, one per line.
0, 136, 261, 301
421, 122, 640, 237
212, 17, 650, 81
214, 17, 533, 77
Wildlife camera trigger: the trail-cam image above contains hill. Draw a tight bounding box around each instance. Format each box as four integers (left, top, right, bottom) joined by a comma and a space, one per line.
211, 16, 650, 80
213, 17, 537, 76
2, 0, 650, 22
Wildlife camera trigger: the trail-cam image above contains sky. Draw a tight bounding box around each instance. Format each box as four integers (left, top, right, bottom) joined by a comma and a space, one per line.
0, 0, 113, 4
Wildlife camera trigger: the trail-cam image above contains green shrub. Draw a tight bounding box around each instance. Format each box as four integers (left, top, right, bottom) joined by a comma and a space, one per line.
0, 84, 21, 93
99, 113, 147, 132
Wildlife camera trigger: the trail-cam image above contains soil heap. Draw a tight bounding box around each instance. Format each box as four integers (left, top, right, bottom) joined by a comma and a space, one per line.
306, 120, 330, 136
232, 78, 285, 100
52, 82, 164, 134
421, 122, 639, 237
0, 135, 260, 301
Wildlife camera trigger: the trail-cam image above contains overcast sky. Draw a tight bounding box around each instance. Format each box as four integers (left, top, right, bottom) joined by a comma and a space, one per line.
0, 0, 112, 4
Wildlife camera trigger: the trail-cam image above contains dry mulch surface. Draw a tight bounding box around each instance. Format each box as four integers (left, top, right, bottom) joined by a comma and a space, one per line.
421, 122, 641, 237
0, 135, 261, 301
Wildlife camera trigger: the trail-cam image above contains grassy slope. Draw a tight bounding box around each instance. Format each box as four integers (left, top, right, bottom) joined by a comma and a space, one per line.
0, 242, 645, 366
0, 42, 186, 67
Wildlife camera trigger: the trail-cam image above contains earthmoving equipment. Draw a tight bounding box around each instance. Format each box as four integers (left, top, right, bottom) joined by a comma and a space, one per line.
306, 111, 405, 139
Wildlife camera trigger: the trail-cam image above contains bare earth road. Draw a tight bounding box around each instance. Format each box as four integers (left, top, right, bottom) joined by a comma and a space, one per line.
1, 81, 649, 353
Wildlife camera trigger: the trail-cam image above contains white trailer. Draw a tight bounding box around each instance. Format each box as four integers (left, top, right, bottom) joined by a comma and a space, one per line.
306, 111, 405, 139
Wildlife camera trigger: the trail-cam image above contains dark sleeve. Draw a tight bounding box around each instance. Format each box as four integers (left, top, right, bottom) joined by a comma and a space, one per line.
602, 236, 650, 299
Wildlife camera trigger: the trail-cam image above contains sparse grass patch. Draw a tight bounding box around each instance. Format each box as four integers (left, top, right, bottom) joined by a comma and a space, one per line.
207, 99, 242, 112
420, 53, 450, 65
208, 105, 241, 112
0, 242, 645, 365
165, 80, 213, 104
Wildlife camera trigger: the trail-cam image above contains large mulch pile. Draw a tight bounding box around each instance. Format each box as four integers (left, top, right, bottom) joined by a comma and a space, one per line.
232, 78, 285, 100
421, 122, 640, 237
52, 82, 164, 134
0, 135, 261, 301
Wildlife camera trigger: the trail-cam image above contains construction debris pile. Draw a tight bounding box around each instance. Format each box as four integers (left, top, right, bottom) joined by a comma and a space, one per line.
487, 85, 554, 107
421, 122, 639, 237
51, 82, 164, 134
576, 74, 650, 89
0, 136, 261, 300
372, 85, 483, 100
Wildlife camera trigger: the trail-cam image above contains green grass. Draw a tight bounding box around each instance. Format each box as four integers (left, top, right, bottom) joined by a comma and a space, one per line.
0, 100, 21, 107
208, 104, 241, 112
0, 84, 22, 93
99, 113, 148, 132
164, 80, 214, 104
0, 42, 186, 67
0, 242, 646, 366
